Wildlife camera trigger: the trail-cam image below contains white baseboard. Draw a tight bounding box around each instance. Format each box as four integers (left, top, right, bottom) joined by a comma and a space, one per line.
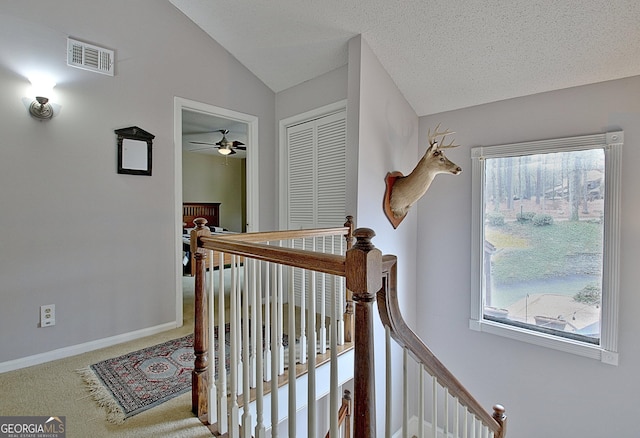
392, 415, 420, 438
393, 415, 453, 438
0, 321, 179, 373
392, 415, 462, 438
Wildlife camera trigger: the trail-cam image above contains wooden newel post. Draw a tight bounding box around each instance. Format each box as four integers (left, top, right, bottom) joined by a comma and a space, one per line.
192, 251, 209, 417
190, 218, 211, 418
493, 404, 507, 438
346, 228, 382, 438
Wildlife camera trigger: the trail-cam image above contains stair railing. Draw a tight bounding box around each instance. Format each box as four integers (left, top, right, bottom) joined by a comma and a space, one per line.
191, 217, 355, 437
377, 254, 507, 438
191, 223, 506, 437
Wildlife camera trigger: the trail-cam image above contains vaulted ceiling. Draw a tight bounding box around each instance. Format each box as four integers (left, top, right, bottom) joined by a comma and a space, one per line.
169, 0, 640, 116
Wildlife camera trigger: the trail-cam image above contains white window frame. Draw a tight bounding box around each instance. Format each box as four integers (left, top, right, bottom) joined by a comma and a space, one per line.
469, 131, 623, 365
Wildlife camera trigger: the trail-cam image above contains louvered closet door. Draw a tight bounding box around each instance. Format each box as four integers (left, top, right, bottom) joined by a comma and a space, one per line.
286, 110, 346, 230
287, 123, 316, 230
286, 109, 347, 323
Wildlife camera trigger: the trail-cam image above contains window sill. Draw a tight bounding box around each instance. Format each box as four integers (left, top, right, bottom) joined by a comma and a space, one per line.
469, 318, 618, 365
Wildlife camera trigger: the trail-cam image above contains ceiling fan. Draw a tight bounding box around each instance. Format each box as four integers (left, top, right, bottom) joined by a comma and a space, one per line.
189, 129, 246, 155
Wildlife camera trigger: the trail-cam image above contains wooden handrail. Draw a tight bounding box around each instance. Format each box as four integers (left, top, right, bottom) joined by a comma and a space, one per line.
200, 236, 346, 276
325, 389, 352, 438
206, 226, 352, 243
377, 255, 506, 437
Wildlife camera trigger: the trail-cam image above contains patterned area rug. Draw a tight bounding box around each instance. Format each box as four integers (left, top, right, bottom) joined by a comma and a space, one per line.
78, 327, 229, 424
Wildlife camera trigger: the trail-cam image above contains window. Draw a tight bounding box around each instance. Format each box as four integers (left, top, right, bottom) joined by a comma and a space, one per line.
470, 132, 622, 364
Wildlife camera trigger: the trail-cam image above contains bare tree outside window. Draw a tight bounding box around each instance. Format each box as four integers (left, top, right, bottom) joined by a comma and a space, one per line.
470, 132, 622, 363
482, 149, 604, 343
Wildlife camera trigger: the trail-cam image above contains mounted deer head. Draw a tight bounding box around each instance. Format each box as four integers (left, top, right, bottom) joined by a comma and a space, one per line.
383, 125, 462, 228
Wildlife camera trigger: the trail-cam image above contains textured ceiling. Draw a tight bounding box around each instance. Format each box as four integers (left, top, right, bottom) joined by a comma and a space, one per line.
170, 0, 640, 116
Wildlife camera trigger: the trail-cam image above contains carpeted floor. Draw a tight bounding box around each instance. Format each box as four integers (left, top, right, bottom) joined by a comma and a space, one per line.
0, 277, 212, 438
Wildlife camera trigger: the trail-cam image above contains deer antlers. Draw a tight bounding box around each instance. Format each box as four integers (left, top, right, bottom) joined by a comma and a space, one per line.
428, 123, 459, 149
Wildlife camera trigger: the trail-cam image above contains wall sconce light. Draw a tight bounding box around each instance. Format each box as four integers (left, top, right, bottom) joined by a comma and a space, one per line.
27, 77, 57, 120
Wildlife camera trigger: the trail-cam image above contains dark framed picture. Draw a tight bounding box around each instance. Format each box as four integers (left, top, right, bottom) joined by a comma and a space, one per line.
115, 126, 155, 176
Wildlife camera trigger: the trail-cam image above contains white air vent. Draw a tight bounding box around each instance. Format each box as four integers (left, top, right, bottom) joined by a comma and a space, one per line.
67, 38, 114, 76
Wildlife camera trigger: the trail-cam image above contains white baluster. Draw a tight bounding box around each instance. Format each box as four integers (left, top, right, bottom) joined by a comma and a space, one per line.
207, 250, 218, 426
444, 387, 449, 437
403, 347, 408, 438
336, 236, 345, 346
229, 256, 239, 437
385, 326, 392, 438
419, 365, 424, 438
329, 274, 339, 438
454, 398, 460, 438
287, 262, 297, 438
471, 415, 476, 438
298, 239, 307, 364
307, 238, 317, 438
254, 260, 266, 438
463, 406, 469, 438
318, 237, 327, 355
432, 376, 437, 438
235, 258, 243, 398
241, 257, 252, 438
217, 251, 228, 435
249, 257, 257, 388
271, 262, 279, 438
277, 252, 285, 375
263, 263, 271, 382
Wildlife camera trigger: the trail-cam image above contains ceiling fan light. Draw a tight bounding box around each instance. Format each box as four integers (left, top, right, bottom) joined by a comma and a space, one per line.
218, 147, 232, 155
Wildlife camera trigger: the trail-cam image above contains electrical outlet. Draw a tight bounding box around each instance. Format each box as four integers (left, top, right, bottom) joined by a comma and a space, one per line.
40, 304, 55, 327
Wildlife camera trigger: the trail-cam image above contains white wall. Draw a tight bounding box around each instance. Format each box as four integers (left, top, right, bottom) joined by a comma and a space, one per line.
0, 0, 275, 365
275, 65, 348, 124
349, 35, 420, 436
275, 65, 349, 227
417, 76, 640, 438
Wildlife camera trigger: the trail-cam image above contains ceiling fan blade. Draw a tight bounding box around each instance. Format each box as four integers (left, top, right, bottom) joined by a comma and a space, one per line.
232, 141, 245, 147
234, 146, 247, 150
189, 141, 217, 145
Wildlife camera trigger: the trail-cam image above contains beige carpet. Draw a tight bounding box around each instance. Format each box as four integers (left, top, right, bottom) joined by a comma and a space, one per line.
0, 277, 212, 438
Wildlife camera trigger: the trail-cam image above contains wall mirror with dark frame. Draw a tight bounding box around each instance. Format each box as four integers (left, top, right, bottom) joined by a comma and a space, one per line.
115, 126, 155, 176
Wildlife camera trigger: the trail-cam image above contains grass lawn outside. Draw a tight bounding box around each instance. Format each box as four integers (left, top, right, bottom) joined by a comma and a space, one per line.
484, 219, 603, 337
486, 220, 603, 286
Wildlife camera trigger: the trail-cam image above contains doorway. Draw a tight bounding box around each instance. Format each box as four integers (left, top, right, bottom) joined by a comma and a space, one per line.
173, 97, 259, 326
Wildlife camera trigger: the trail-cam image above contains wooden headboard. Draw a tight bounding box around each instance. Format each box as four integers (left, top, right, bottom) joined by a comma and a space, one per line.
183, 202, 220, 229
